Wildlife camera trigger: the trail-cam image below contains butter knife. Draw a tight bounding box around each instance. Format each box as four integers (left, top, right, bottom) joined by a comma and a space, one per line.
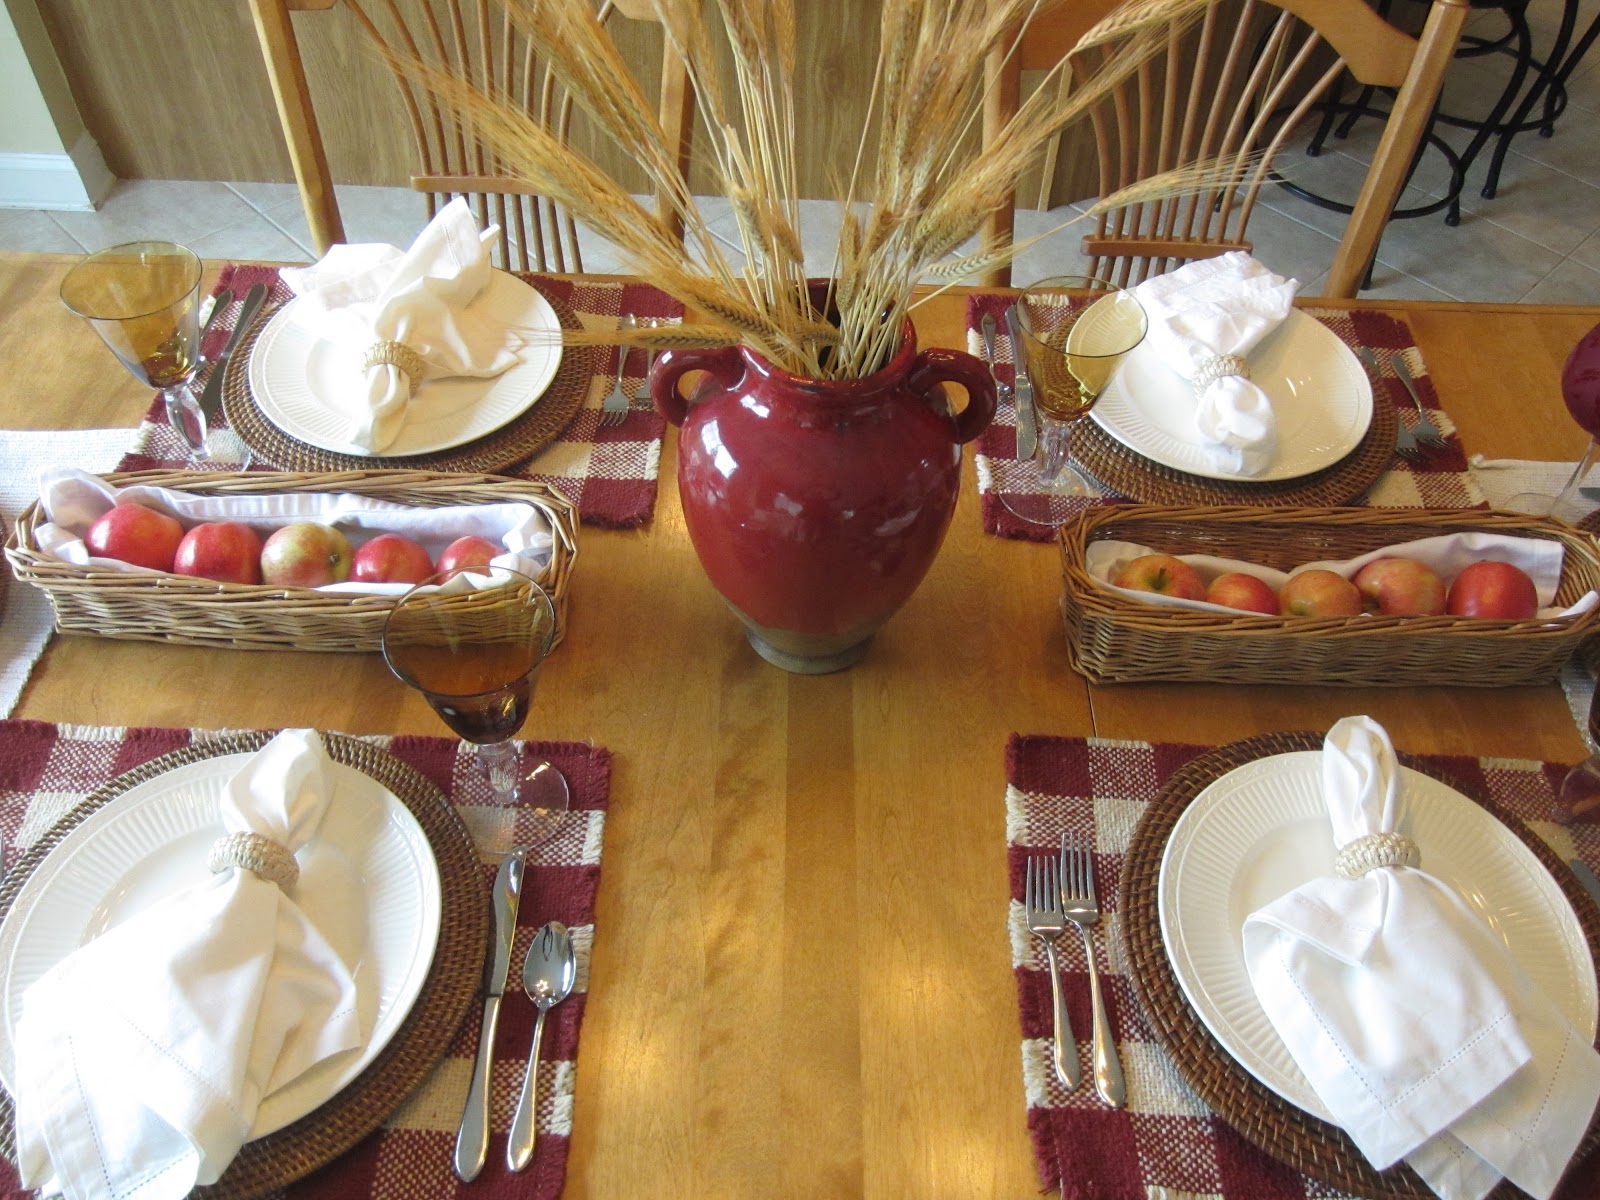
199, 282, 267, 427
455, 848, 526, 1182
1003, 303, 1039, 461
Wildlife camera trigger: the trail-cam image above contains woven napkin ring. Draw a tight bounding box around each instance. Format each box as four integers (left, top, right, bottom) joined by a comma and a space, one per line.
1192, 353, 1250, 393
208, 831, 299, 890
1333, 831, 1420, 879
363, 339, 427, 385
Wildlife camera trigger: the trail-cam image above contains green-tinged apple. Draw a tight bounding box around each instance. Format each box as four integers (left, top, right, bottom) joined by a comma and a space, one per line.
173, 521, 263, 584
1447, 560, 1538, 619
1279, 569, 1362, 617
1205, 572, 1279, 615
1352, 556, 1447, 615
260, 522, 353, 587
1111, 553, 1206, 600
436, 535, 501, 574
84, 503, 184, 572
352, 533, 434, 584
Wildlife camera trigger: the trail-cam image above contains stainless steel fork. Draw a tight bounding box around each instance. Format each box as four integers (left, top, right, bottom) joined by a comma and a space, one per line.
1356, 346, 1421, 465
1024, 853, 1081, 1092
632, 317, 659, 405
601, 314, 633, 426
1388, 350, 1450, 452
1060, 835, 1125, 1108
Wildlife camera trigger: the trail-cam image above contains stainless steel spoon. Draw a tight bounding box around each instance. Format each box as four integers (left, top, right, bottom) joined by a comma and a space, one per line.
506, 921, 577, 1171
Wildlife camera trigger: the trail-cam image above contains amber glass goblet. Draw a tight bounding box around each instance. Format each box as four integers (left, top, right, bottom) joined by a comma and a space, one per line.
382, 566, 564, 818
60, 241, 207, 459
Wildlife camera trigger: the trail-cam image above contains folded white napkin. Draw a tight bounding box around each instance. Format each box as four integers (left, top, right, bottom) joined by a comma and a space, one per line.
280, 197, 523, 453
14, 729, 364, 1200
1242, 716, 1600, 1200
1131, 250, 1298, 476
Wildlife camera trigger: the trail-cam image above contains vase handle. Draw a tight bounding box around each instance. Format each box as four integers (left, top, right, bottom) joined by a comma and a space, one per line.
650, 345, 744, 427
906, 348, 996, 445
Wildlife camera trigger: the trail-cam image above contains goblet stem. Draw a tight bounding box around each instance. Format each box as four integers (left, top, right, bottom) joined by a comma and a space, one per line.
477, 741, 521, 807
1549, 436, 1600, 525
161, 381, 208, 461
1034, 410, 1096, 497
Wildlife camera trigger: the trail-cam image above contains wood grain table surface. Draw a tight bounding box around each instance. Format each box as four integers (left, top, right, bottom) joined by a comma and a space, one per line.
3, 249, 1598, 1198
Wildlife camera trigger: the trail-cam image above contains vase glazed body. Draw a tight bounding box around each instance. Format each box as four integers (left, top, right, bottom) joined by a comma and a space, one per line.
651, 319, 995, 673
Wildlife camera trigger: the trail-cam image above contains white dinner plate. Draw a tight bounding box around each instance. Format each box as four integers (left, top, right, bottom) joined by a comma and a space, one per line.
1158, 751, 1597, 1122
0, 752, 441, 1138
248, 270, 564, 457
1090, 310, 1373, 482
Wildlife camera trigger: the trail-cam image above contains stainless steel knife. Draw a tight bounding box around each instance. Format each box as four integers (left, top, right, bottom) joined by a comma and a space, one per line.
1003, 303, 1039, 461
198, 282, 267, 427
454, 848, 526, 1182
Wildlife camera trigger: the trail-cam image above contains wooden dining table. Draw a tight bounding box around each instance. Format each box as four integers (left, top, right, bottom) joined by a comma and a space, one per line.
2, 247, 1598, 1199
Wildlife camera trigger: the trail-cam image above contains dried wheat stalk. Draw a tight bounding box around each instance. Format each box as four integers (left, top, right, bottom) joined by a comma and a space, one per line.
398, 0, 1214, 379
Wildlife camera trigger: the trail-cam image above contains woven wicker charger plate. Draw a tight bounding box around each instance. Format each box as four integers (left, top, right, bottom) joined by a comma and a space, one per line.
0, 731, 489, 1200
1073, 387, 1398, 506
1118, 729, 1600, 1199
224, 282, 594, 474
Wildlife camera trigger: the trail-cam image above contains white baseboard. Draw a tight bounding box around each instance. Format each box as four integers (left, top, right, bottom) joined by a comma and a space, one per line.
0, 132, 115, 211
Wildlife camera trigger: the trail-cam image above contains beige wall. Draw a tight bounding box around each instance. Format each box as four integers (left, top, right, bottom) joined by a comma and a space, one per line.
1, 0, 83, 154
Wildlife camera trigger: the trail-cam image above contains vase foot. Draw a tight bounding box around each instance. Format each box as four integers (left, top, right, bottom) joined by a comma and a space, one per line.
730, 607, 874, 674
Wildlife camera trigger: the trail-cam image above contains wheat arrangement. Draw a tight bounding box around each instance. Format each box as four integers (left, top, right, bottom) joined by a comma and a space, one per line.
405, 0, 1210, 379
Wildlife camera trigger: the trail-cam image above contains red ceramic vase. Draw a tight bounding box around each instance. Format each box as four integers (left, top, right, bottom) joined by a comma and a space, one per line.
652, 315, 995, 673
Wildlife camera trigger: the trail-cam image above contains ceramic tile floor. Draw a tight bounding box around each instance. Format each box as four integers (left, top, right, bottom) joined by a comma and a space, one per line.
4, 3, 1598, 305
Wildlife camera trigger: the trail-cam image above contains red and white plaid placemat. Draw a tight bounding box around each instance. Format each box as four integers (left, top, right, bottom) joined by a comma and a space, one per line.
118, 265, 684, 529
1004, 731, 1600, 1200
0, 719, 609, 1199
968, 294, 1486, 542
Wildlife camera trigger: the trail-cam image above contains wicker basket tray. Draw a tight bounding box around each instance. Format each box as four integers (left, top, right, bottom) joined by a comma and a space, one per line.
1060, 505, 1600, 686
3, 470, 578, 652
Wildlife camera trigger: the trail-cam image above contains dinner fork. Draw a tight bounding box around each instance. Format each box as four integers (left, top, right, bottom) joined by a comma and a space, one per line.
1356, 346, 1421, 465
1024, 853, 1081, 1092
632, 317, 659, 405
1387, 350, 1450, 452
601, 314, 633, 426
1060, 835, 1126, 1108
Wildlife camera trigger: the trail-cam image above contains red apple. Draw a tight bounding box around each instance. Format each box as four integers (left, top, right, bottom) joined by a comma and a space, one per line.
260, 522, 353, 588
1447, 559, 1538, 619
1279, 569, 1362, 617
436, 535, 501, 574
1205, 572, 1279, 615
1111, 553, 1206, 601
84, 502, 184, 572
173, 521, 263, 584
1352, 557, 1447, 616
351, 533, 434, 584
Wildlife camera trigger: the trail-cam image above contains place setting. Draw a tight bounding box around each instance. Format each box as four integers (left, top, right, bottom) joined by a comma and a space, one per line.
968, 253, 1482, 543
112, 200, 685, 530
1005, 718, 1600, 1200
0, 564, 610, 1198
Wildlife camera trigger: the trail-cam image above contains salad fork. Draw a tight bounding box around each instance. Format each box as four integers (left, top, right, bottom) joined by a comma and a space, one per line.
1356, 346, 1421, 464
1388, 350, 1450, 452
1060, 835, 1125, 1108
601, 315, 633, 426
1024, 853, 1081, 1091
633, 317, 659, 405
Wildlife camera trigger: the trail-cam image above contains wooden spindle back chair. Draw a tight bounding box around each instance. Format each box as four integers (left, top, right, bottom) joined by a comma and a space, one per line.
247, 0, 693, 273
981, 0, 1467, 296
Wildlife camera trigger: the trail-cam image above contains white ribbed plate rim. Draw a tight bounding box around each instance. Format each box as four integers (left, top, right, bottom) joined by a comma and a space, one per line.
248, 270, 563, 457
1090, 310, 1373, 481
0, 752, 441, 1138
1157, 751, 1596, 1121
